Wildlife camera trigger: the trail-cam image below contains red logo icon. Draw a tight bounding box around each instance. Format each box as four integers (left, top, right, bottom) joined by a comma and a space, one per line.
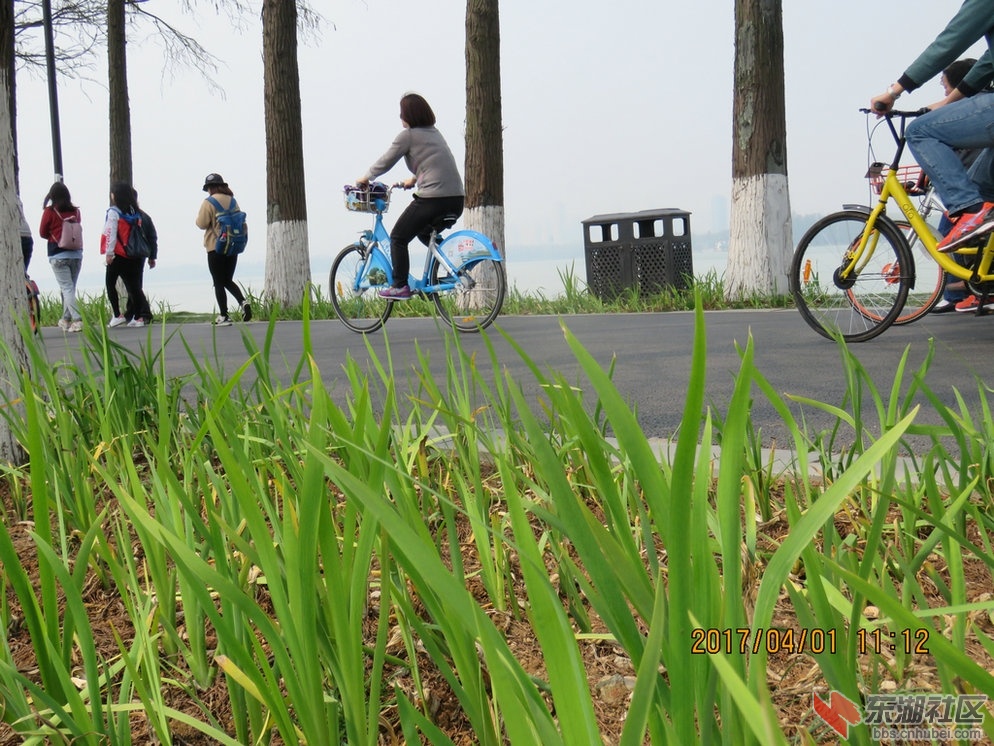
813, 690, 862, 738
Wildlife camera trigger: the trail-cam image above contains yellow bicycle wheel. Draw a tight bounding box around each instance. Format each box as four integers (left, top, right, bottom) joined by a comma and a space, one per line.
880, 220, 943, 324
790, 210, 911, 342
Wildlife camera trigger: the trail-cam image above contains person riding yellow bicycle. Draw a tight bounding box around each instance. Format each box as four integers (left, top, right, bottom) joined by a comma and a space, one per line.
870, 0, 994, 253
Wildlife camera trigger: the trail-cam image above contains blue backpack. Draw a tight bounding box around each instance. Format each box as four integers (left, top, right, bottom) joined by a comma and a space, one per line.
206, 196, 248, 256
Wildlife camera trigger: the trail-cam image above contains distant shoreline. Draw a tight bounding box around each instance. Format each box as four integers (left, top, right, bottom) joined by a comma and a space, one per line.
32, 245, 731, 315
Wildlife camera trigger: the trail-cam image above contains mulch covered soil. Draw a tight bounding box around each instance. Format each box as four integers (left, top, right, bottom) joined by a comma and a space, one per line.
2, 483, 993, 744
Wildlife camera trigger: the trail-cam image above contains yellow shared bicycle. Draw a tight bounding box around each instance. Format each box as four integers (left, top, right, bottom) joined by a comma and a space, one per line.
790, 108, 993, 342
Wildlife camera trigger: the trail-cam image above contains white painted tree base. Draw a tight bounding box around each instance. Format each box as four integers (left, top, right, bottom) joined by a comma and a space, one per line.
264, 220, 311, 307
454, 205, 504, 309
725, 174, 793, 299
462, 206, 505, 259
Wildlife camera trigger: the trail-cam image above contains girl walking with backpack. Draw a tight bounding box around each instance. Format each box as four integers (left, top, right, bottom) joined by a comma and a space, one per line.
101, 181, 151, 328
39, 182, 84, 332
196, 173, 251, 326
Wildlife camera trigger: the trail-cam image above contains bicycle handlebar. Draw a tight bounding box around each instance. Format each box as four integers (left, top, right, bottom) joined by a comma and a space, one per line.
861, 106, 931, 117
348, 182, 411, 194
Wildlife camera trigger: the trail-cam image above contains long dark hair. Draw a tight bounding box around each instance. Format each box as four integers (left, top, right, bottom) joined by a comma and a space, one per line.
43, 182, 76, 212
399, 93, 436, 128
110, 181, 138, 214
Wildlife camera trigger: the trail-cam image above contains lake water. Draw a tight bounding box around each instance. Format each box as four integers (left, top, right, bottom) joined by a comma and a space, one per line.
69, 247, 731, 314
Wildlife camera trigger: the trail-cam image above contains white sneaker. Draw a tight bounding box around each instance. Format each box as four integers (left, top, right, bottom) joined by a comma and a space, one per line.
68, 320, 83, 333
127, 318, 145, 328
58, 318, 70, 331
108, 316, 127, 328
214, 315, 233, 327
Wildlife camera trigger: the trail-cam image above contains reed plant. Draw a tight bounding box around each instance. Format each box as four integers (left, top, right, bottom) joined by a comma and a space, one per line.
31, 265, 794, 329
0, 298, 991, 744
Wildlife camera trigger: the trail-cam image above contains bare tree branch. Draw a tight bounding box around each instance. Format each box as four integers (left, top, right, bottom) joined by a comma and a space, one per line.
128, 4, 228, 95
14, 0, 103, 79
10, 0, 329, 91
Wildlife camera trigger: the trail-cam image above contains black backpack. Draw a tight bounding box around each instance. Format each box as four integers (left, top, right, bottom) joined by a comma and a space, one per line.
123, 212, 153, 259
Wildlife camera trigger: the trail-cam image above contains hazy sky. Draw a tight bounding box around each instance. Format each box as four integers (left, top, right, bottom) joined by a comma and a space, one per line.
12, 1, 988, 305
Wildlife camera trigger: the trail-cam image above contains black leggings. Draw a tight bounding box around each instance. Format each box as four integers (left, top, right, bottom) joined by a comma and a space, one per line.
105, 255, 149, 321
389, 194, 464, 287
21, 236, 32, 271
208, 250, 245, 316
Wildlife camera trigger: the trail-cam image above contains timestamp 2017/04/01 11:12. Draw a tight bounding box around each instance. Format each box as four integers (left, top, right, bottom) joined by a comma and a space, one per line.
690, 627, 930, 657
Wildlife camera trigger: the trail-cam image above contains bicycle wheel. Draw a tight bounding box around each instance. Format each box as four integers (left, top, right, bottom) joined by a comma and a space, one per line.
329, 243, 393, 333
789, 210, 912, 342
886, 221, 943, 324
430, 258, 506, 332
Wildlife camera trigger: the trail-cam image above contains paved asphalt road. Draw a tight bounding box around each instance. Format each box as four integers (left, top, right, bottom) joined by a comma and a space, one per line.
37, 308, 994, 449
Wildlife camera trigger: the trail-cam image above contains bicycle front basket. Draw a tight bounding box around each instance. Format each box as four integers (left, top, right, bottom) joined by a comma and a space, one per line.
866, 162, 928, 196
344, 182, 391, 213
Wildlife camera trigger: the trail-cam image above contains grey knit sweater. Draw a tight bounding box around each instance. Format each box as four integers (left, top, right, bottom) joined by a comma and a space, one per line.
363, 126, 465, 198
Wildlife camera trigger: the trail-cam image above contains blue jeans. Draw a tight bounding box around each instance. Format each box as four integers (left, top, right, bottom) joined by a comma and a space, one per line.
50, 257, 82, 321
906, 92, 994, 216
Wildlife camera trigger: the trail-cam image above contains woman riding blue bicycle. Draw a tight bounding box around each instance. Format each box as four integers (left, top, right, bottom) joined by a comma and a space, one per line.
355, 92, 464, 300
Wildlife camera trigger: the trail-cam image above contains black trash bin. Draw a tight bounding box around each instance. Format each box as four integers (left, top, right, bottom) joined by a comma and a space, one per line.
582, 209, 693, 300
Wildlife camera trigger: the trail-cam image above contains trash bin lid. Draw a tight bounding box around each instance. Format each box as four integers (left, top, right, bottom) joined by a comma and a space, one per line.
582, 212, 635, 225
630, 208, 691, 219
582, 208, 690, 224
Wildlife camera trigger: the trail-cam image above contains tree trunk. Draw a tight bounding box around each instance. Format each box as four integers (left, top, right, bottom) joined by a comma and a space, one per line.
107, 0, 132, 186
1, 0, 15, 190
0, 30, 28, 464
464, 0, 505, 256
262, 0, 309, 308
725, 0, 791, 300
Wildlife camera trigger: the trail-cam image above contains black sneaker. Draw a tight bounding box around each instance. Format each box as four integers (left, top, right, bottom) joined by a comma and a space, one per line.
242, 301, 253, 322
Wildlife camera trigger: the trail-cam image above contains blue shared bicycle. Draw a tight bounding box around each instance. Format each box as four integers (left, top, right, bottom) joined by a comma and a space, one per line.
330, 182, 506, 333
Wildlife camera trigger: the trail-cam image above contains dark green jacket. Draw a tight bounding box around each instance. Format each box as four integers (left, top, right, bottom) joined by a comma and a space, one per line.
898, 0, 994, 95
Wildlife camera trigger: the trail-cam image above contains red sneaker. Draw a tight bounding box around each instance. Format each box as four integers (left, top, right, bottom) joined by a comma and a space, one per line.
936, 203, 994, 253
954, 295, 994, 313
